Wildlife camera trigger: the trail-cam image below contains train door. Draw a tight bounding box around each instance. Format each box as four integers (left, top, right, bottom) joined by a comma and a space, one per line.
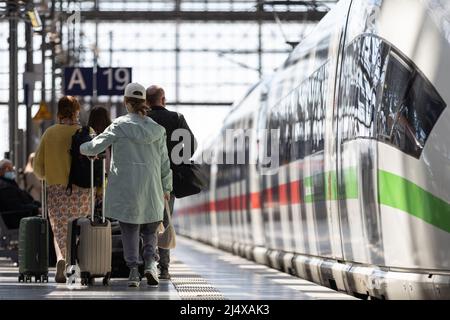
302, 0, 354, 261
289, 85, 307, 253
229, 122, 239, 244
241, 117, 252, 246
249, 88, 268, 248
324, 34, 346, 261
208, 143, 220, 247
232, 120, 245, 245
215, 130, 233, 248
277, 97, 296, 253
256, 85, 277, 250
335, 2, 387, 265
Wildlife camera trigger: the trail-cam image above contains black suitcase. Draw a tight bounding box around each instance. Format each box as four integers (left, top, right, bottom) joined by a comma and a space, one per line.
18, 181, 49, 283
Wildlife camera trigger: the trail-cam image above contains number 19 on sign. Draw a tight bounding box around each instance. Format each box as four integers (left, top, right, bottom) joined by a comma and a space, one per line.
97, 67, 132, 96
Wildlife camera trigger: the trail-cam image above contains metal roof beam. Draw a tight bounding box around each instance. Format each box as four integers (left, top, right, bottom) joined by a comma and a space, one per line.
79, 10, 326, 22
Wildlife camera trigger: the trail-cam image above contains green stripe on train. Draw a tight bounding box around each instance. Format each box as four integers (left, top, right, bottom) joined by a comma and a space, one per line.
304, 168, 450, 233
304, 169, 358, 203
378, 170, 450, 233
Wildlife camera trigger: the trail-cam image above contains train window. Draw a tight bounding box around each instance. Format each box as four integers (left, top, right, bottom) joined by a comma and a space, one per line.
304, 82, 313, 157
378, 53, 413, 143
316, 66, 327, 153
288, 91, 297, 160
378, 52, 447, 159
339, 35, 389, 142
296, 85, 306, 160
266, 60, 329, 164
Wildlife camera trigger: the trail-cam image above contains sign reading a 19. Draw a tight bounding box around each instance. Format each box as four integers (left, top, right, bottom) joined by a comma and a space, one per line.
97, 67, 132, 96
64, 67, 133, 96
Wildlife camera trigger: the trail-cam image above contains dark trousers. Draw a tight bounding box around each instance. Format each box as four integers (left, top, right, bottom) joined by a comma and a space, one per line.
158, 194, 175, 270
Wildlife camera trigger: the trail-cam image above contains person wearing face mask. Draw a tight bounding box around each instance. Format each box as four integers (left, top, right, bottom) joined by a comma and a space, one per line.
33, 96, 92, 283
0, 159, 40, 215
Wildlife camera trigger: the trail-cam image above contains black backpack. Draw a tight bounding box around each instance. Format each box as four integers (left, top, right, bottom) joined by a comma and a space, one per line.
66, 126, 103, 194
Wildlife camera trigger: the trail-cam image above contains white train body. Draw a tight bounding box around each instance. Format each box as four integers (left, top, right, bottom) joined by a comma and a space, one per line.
175, 0, 450, 299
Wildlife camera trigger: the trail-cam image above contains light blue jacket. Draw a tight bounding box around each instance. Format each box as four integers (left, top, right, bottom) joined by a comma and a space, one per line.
80, 113, 172, 224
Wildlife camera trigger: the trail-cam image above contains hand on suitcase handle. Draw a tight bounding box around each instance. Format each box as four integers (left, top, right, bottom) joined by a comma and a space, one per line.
87, 152, 106, 161
89, 154, 107, 223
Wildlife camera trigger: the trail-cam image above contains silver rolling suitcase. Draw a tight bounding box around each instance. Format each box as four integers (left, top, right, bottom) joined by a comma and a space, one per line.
66, 157, 112, 286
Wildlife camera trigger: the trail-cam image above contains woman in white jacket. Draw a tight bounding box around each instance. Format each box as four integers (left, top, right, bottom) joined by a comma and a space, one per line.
80, 83, 172, 287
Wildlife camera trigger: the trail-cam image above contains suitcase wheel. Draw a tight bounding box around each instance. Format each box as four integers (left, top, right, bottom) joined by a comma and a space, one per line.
103, 273, 111, 286
42, 274, 48, 283
18, 274, 24, 283
80, 272, 90, 286
25, 275, 32, 283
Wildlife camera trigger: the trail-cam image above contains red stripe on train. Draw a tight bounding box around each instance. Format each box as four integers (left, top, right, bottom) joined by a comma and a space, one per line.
177, 179, 304, 216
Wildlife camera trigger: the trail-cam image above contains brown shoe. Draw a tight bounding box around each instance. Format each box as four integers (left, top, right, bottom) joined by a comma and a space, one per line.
55, 260, 66, 283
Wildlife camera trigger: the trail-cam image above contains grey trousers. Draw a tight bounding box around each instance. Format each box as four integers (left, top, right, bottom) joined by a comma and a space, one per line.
119, 221, 160, 268
159, 194, 175, 270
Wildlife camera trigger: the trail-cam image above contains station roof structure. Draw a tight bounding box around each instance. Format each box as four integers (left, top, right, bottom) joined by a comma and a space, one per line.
0, 0, 338, 166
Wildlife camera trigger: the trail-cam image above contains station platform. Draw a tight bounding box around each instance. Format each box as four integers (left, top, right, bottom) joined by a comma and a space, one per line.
0, 236, 356, 300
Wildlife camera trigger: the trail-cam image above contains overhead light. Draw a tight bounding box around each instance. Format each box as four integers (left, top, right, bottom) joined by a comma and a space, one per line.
27, 7, 42, 31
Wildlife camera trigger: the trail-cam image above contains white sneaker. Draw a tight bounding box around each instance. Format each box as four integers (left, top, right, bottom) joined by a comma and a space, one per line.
144, 261, 159, 286
127, 267, 141, 287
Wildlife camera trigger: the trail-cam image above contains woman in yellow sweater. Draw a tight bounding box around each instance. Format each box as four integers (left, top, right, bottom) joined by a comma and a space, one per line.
33, 96, 91, 283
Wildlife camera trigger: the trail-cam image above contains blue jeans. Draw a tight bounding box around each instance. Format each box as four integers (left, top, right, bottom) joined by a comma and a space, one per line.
119, 221, 160, 268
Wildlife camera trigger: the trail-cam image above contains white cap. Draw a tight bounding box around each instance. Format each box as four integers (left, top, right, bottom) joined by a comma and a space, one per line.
124, 83, 146, 100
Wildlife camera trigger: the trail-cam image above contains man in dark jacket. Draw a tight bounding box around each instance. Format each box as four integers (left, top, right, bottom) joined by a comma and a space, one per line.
0, 159, 40, 216
146, 85, 197, 280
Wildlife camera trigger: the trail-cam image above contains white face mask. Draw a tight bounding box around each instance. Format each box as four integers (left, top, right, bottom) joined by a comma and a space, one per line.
4, 171, 16, 181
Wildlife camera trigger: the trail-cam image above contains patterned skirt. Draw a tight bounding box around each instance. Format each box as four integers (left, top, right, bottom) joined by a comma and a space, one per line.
47, 184, 91, 260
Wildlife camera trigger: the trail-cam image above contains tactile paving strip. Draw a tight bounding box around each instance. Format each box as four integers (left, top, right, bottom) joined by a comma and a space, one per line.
170, 260, 225, 300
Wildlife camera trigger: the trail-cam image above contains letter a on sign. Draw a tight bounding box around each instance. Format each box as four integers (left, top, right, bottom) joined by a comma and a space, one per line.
69, 69, 86, 90
64, 67, 94, 96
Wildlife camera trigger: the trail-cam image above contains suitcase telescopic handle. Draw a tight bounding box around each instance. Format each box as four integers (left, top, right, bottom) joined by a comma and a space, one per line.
90, 157, 106, 223
101, 156, 106, 223
41, 179, 47, 220
90, 158, 95, 222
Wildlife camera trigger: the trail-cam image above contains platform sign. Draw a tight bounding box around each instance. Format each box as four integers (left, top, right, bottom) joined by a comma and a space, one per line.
97, 68, 132, 96
64, 67, 94, 96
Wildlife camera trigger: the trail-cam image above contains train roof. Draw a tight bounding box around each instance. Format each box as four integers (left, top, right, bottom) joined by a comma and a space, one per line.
222, 75, 272, 126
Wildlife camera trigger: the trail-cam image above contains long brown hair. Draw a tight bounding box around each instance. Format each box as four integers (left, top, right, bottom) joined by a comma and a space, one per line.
88, 106, 112, 134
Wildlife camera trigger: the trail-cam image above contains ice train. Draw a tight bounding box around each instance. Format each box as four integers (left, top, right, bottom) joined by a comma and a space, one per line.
175, 0, 450, 299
